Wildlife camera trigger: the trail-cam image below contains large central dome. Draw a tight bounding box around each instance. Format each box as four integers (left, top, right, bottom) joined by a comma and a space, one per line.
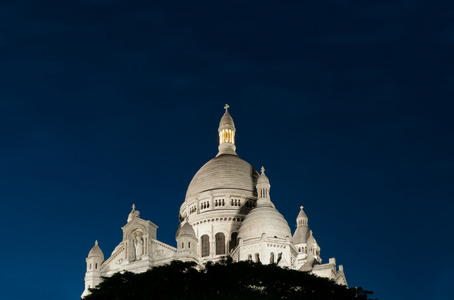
185, 154, 259, 200
182, 105, 260, 210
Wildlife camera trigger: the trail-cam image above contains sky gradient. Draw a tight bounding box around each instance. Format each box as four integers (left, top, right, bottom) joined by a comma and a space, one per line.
1, 1, 453, 299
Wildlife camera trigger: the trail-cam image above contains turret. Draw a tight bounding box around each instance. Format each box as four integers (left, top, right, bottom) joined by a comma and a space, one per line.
82, 240, 104, 298
256, 166, 270, 203
293, 206, 310, 253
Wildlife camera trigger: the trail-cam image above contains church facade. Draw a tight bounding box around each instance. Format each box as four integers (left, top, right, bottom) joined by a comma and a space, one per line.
82, 106, 347, 298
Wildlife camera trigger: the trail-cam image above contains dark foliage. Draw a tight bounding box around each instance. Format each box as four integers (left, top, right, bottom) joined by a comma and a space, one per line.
83, 259, 376, 300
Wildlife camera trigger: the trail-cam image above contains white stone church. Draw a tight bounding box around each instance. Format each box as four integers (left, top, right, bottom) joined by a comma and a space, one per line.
82, 106, 348, 298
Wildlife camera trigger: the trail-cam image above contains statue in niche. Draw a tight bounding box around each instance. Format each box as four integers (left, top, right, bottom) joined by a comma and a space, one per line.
133, 232, 144, 260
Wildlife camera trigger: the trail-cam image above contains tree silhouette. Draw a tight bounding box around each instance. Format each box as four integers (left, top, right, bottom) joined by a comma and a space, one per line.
83, 258, 376, 300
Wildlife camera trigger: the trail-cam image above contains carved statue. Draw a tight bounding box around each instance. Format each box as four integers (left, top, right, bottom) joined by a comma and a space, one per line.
134, 234, 143, 260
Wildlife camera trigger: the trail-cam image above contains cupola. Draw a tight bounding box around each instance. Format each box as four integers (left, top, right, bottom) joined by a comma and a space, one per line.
87, 240, 104, 260
217, 104, 237, 156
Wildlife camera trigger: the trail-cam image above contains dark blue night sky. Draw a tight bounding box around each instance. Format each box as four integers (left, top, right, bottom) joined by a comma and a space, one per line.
1, 1, 453, 299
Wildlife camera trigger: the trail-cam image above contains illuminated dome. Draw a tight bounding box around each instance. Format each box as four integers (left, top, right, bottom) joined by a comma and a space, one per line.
184, 104, 259, 202
87, 240, 104, 259
185, 154, 259, 200
238, 205, 292, 241
175, 221, 196, 238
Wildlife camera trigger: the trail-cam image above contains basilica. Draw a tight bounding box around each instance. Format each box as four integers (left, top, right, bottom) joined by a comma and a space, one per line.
82, 106, 347, 298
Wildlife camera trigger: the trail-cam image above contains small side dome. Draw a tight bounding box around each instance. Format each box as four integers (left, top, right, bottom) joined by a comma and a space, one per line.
88, 240, 104, 260
238, 206, 291, 241
175, 221, 196, 239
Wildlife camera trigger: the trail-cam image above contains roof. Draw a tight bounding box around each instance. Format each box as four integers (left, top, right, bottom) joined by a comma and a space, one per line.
293, 226, 310, 244
87, 240, 104, 260
185, 154, 259, 200
238, 205, 292, 241
219, 109, 235, 130
175, 221, 196, 238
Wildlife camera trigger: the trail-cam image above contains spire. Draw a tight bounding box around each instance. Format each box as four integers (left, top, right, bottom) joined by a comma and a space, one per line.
217, 104, 237, 156
296, 206, 308, 227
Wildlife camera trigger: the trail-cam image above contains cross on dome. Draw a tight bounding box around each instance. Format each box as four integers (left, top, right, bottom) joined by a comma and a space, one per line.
95, 240, 98, 245
132, 203, 136, 210
224, 104, 229, 111
261, 166, 265, 174
300, 206, 304, 210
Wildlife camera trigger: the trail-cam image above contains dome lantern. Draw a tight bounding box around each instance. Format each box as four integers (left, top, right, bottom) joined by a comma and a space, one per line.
217, 104, 237, 156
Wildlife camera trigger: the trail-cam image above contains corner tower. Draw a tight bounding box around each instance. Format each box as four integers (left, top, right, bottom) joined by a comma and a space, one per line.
179, 105, 259, 261
82, 241, 104, 298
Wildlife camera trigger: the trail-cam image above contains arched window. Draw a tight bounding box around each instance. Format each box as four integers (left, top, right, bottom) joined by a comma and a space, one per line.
182, 242, 184, 249
270, 252, 275, 264
188, 242, 191, 248
95, 263, 97, 269
229, 232, 238, 252
201, 235, 210, 257
215, 232, 225, 255
255, 253, 260, 262
248, 254, 252, 261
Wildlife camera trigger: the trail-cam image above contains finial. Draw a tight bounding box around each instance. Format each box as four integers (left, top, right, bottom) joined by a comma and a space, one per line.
95, 240, 98, 246
224, 104, 229, 111
261, 166, 265, 174
300, 206, 304, 210
132, 203, 136, 210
